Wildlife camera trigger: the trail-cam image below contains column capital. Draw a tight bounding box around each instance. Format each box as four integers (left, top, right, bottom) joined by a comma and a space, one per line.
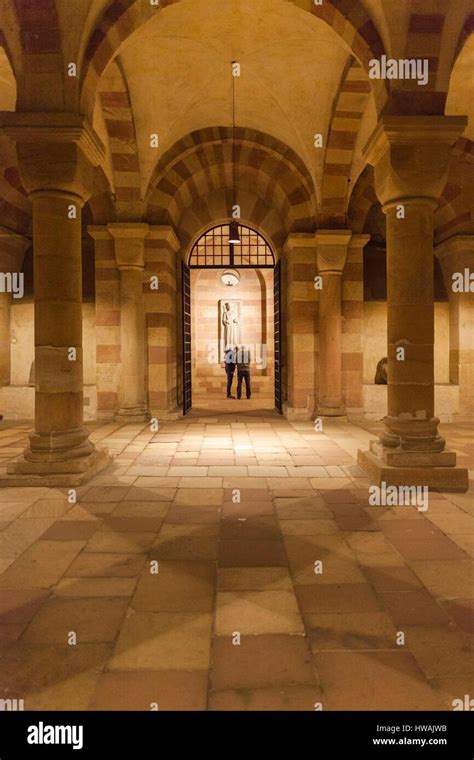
435, 235, 474, 278
348, 233, 371, 250
0, 226, 30, 271
364, 115, 467, 206
148, 225, 180, 252
108, 223, 149, 269
315, 229, 352, 274
87, 225, 111, 241
0, 112, 105, 201
283, 232, 318, 254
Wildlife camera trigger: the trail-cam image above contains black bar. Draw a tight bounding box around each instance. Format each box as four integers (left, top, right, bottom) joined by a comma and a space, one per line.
0, 711, 471, 757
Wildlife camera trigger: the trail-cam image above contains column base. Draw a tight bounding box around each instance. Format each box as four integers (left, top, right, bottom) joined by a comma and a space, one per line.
283, 404, 313, 421
2, 448, 112, 487
358, 440, 468, 492
318, 406, 346, 417
115, 406, 148, 424
150, 407, 183, 421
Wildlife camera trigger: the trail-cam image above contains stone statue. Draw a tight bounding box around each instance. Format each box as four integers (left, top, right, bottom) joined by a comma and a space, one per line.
222, 301, 240, 349
375, 357, 388, 384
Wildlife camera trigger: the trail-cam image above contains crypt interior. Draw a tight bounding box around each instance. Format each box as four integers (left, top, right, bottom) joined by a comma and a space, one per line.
0, 0, 473, 711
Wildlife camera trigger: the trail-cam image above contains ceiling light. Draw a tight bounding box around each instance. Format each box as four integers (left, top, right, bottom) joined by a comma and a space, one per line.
221, 269, 240, 287
229, 221, 241, 245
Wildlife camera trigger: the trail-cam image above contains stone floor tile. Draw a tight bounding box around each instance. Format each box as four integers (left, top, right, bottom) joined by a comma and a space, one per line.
378, 589, 450, 626
22, 597, 128, 643
215, 590, 304, 635
108, 611, 212, 670
218, 539, 286, 567
65, 552, 146, 578
41, 520, 99, 541
152, 524, 218, 561
0, 588, 50, 624
111, 501, 170, 518
210, 634, 315, 690
217, 567, 293, 591
84, 531, 157, 554
0, 540, 85, 588
123, 486, 176, 502
279, 519, 339, 535
209, 685, 322, 710
132, 560, 215, 612
54, 577, 137, 597
173, 489, 223, 506
362, 565, 423, 592
295, 583, 380, 614
440, 599, 474, 633
0, 642, 111, 709
307, 611, 398, 650
90, 670, 208, 710
408, 559, 474, 598
102, 516, 164, 533
381, 519, 468, 561
314, 650, 444, 710
220, 516, 280, 540
404, 625, 474, 678
165, 504, 221, 525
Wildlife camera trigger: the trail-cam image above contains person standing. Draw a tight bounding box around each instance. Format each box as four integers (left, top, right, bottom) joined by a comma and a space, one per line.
236, 345, 252, 400
224, 346, 236, 398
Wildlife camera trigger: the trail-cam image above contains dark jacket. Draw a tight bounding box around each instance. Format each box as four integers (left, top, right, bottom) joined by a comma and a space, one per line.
236, 348, 251, 372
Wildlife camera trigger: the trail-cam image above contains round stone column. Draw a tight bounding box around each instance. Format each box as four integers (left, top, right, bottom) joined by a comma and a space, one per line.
0, 113, 111, 483
383, 196, 442, 450
357, 114, 468, 491
108, 223, 149, 422
315, 230, 352, 416
30, 189, 92, 457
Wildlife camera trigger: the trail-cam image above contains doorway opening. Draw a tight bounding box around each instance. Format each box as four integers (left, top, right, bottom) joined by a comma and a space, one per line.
182, 223, 282, 415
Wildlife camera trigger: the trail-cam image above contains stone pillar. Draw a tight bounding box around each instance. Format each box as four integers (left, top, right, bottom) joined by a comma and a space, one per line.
0, 227, 30, 385
284, 234, 318, 419
0, 113, 111, 484
108, 223, 148, 422
343, 234, 370, 415
358, 115, 468, 491
436, 235, 474, 419
147, 226, 181, 418
88, 226, 121, 419
315, 230, 352, 415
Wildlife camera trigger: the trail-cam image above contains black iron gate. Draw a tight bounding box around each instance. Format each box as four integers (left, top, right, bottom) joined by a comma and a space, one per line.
182, 262, 192, 415
274, 259, 282, 414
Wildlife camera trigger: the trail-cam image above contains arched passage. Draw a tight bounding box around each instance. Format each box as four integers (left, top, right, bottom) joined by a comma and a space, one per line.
182, 222, 281, 414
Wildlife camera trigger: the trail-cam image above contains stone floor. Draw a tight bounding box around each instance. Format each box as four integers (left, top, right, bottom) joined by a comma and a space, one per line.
0, 406, 472, 711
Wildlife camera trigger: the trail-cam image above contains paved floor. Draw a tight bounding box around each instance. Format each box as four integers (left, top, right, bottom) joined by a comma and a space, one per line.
0, 407, 472, 710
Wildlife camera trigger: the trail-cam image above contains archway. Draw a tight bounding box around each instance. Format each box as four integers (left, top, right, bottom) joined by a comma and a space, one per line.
182, 222, 281, 415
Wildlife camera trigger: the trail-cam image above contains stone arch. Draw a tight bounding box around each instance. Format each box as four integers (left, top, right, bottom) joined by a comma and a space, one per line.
2, 0, 66, 111
319, 56, 371, 227
98, 58, 143, 220
146, 127, 317, 247
79, 0, 390, 121
452, 10, 474, 69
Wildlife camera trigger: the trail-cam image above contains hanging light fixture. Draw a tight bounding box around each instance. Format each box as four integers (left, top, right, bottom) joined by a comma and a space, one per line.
221, 269, 240, 287
229, 60, 241, 245
229, 220, 240, 245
